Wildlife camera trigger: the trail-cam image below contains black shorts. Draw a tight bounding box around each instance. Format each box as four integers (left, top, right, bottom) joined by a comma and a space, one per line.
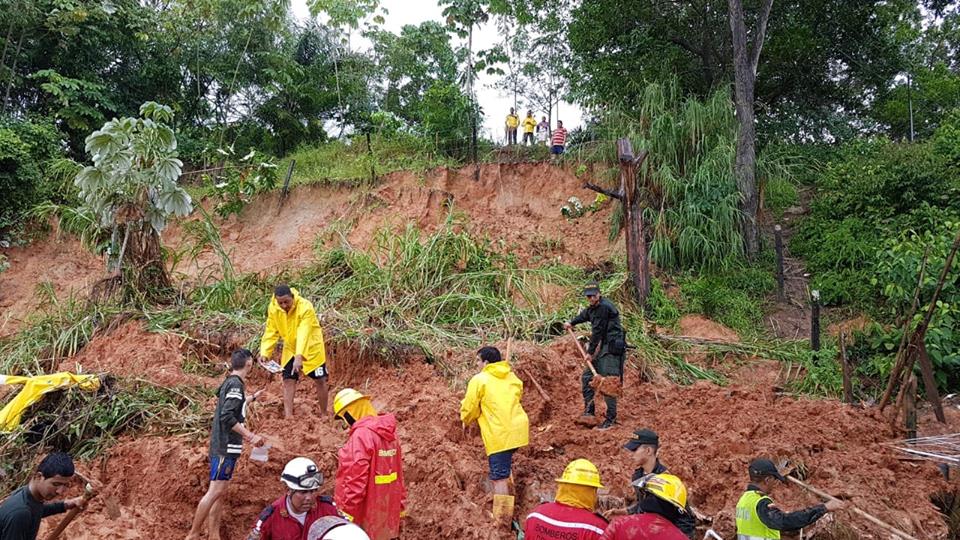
281, 360, 329, 381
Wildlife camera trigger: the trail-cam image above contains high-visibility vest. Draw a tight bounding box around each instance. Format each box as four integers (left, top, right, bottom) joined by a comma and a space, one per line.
735, 490, 780, 540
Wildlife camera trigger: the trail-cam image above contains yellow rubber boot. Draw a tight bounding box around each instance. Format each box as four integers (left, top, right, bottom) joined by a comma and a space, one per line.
492, 494, 515, 523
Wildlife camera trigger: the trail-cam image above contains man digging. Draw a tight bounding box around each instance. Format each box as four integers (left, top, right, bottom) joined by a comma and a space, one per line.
565, 282, 626, 430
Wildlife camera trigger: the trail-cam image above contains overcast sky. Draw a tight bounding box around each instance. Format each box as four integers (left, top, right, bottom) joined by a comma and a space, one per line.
290, 0, 583, 141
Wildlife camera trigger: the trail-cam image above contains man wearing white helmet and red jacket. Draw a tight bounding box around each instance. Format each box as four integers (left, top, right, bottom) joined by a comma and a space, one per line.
333, 388, 406, 540
247, 458, 341, 540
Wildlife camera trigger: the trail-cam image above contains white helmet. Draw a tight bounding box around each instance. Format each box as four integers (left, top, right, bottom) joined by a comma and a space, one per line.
307, 516, 371, 540
281, 457, 322, 491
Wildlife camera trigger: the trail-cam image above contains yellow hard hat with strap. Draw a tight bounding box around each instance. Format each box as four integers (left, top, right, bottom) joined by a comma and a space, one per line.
555, 458, 604, 488
635, 473, 687, 512
333, 388, 366, 417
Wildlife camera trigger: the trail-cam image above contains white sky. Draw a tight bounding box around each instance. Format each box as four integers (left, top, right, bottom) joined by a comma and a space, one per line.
290, 0, 583, 141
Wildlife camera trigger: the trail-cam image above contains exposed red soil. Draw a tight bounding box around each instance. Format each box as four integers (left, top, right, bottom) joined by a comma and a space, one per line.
34, 327, 953, 540
3, 163, 613, 332
0, 227, 104, 335
167, 163, 616, 279
677, 315, 740, 343
826, 314, 872, 338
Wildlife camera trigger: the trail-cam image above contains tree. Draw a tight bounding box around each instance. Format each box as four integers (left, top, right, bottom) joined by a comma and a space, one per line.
368, 21, 461, 124
729, 0, 773, 259
565, 0, 910, 138
74, 102, 193, 298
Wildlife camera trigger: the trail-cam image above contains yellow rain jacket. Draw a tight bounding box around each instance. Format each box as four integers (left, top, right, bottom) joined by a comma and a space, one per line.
522, 116, 537, 133
460, 361, 529, 456
0, 372, 100, 432
259, 288, 327, 373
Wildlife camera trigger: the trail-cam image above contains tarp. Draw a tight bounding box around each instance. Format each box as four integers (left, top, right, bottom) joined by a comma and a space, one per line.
0, 372, 101, 432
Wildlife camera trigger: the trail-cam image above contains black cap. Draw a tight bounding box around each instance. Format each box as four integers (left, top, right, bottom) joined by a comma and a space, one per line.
623, 428, 659, 452
749, 458, 785, 482
583, 282, 601, 296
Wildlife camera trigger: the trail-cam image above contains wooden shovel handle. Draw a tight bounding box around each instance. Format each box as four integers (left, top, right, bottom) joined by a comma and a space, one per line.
786, 476, 919, 540
567, 327, 598, 376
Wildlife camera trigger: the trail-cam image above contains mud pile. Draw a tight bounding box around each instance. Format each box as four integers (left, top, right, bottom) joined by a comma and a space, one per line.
34, 328, 952, 539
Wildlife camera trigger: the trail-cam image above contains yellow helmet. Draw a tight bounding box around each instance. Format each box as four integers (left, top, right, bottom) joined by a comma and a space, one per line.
333, 388, 366, 417
555, 459, 604, 488
634, 473, 687, 512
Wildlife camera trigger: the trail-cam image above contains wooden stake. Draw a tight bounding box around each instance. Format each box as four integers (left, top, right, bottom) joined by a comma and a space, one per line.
774, 224, 785, 302
905, 374, 917, 440
916, 340, 945, 423
810, 290, 821, 353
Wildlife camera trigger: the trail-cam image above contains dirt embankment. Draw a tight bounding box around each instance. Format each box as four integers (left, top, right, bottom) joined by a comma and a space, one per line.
36, 323, 952, 540
0, 163, 614, 334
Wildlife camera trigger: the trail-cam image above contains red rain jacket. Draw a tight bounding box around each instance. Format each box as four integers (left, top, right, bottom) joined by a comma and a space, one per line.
525, 501, 608, 540
335, 413, 406, 540
251, 494, 340, 540
600, 513, 688, 540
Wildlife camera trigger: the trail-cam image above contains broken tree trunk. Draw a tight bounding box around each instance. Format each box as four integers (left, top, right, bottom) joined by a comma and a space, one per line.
583, 139, 650, 307
618, 138, 650, 306
879, 247, 929, 411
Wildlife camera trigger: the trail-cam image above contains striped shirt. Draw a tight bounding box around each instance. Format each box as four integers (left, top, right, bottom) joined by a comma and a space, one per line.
552, 127, 568, 147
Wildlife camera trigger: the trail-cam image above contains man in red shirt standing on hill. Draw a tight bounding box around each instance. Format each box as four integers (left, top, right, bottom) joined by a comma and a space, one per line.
551, 120, 568, 161
333, 388, 406, 540
524, 459, 608, 540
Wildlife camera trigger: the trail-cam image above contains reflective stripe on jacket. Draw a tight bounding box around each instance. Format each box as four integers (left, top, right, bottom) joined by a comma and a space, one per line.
524, 501, 607, 540
335, 413, 406, 540
736, 491, 780, 540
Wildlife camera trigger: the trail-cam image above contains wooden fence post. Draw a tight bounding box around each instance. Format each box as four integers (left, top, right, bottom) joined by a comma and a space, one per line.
774, 224, 785, 301
810, 290, 821, 353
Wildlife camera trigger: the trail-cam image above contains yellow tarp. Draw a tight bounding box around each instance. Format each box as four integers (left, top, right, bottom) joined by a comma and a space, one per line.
0, 372, 101, 432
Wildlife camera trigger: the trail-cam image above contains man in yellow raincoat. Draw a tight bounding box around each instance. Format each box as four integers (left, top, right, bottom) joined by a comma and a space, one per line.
0, 373, 100, 432
460, 346, 529, 523
258, 284, 328, 418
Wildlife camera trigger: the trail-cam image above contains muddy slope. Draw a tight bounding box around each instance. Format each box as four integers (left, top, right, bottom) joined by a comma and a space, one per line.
1, 163, 615, 334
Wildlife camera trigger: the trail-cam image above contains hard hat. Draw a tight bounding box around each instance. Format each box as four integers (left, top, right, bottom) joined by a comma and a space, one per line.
307, 516, 371, 540
333, 388, 366, 417
634, 473, 687, 512
555, 458, 604, 488
281, 457, 323, 491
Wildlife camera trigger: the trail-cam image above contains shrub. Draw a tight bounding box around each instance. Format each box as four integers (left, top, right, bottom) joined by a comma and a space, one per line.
0, 118, 63, 231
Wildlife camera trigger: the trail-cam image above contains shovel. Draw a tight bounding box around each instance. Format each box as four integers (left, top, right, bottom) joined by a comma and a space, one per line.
779, 461, 919, 540
567, 327, 621, 397
46, 472, 99, 540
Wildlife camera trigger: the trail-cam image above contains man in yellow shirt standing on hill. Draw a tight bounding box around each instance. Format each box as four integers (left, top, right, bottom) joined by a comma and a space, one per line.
522, 110, 537, 146
259, 284, 329, 419
505, 108, 519, 145
460, 346, 529, 524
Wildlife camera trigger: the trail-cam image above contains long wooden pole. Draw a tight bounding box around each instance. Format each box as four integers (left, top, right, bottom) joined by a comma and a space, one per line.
786, 476, 919, 540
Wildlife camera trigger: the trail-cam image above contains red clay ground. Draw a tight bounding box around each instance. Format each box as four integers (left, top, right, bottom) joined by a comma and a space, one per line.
32, 324, 954, 540
0, 163, 616, 334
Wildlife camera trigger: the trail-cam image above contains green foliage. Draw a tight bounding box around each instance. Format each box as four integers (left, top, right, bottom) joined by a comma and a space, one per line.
206, 147, 279, 218
873, 224, 960, 391
593, 81, 746, 270
420, 82, 478, 158
29, 69, 115, 133
678, 264, 773, 336
75, 102, 192, 234
646, 278, 680, 329
0, 118, 64, 231
283, 132, 459, 188
792, 135, 960, 307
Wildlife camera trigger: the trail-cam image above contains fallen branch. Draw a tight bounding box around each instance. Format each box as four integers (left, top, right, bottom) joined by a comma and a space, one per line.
582, 182, 623, 201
